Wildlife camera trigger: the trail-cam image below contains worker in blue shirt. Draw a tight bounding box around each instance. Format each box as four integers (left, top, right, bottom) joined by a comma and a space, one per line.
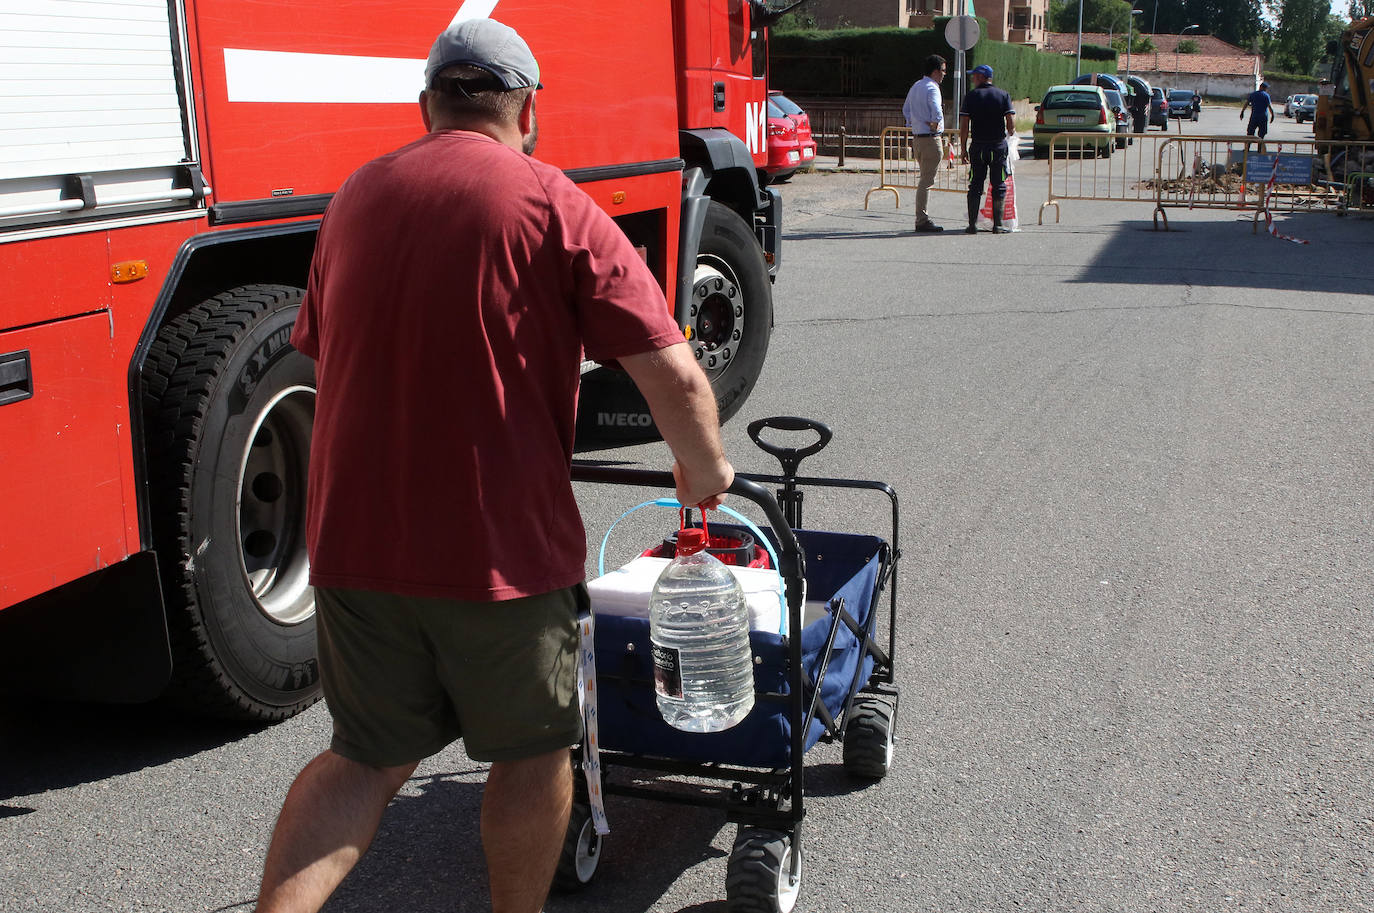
1240, 81, 1275, 139
902, 54, 948, 233
958, 64, 1015, 234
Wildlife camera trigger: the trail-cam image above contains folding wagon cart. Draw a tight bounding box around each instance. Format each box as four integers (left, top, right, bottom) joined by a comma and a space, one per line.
561, 416, 903, 913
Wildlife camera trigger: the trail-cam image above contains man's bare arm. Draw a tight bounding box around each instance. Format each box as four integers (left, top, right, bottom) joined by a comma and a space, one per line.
618, 342, 735, 509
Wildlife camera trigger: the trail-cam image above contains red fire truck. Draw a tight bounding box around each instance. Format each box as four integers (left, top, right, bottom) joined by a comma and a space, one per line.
0, 0, 785, 720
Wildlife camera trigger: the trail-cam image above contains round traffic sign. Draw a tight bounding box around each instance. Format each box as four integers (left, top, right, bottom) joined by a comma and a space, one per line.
945, 15, 980, 51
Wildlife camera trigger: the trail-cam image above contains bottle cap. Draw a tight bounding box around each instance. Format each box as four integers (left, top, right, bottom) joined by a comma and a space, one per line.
675, 528, 707, 556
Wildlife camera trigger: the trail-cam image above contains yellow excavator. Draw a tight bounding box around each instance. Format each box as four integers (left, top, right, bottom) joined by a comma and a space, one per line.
1315, 16, 1374, 210
1316, 16, 1374, 141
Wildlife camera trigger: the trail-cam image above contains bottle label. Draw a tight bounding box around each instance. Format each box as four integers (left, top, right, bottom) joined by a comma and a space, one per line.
650, 641, 683, 698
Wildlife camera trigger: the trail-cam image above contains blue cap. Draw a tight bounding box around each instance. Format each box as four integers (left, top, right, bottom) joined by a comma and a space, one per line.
969, 64, 994, 79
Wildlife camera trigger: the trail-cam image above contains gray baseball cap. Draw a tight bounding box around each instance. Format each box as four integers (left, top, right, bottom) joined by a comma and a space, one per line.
425, 19, 540, 90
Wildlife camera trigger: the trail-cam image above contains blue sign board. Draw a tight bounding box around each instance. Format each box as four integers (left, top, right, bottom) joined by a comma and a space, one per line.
1243, 152, 1314, 185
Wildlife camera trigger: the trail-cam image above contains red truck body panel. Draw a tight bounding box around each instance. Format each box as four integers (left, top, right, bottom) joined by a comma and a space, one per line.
1, 0, 771, 620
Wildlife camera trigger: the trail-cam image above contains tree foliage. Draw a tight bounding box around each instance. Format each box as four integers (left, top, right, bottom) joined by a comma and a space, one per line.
1111, 33, 1157, 52
772, 11, 819, 32
1348, 0, 1373, 18
1134, 0, 1265, 48
1266, 0, 1343, 74
1176, 38, 1200, 52
1049, 0, 1136, 33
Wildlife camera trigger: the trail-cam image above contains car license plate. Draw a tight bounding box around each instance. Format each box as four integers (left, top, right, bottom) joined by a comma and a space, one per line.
787, 151, 799, 164
802, 147, 814, 159
1058, 115, 1085, 124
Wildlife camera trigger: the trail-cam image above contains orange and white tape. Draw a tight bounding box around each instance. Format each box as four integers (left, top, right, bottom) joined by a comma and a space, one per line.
1262, 146, 1310, 245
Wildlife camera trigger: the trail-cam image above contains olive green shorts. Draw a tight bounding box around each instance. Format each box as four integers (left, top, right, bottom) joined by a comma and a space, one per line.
314, 584, 585, 766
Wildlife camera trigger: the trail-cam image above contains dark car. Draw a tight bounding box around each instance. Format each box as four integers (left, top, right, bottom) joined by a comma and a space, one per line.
1292, 94, 1317, 123
1102, 88, 1132, 148
1072, 73, 1125, 92
1149, 86, 1169, 128
1168, 88, 1197, 120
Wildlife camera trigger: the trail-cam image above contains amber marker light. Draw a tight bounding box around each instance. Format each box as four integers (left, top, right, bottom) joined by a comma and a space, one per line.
111, 260, 150, 283
611, 191, 626, 204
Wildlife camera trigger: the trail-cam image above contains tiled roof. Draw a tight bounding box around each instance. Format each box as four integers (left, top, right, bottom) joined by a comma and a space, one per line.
1128, 53, 1260, 77
1046, 32, 1255, 57
1044, 32, 1261, 77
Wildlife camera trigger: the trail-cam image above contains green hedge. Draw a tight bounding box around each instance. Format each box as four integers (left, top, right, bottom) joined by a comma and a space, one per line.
771, 26, 1106, 102
1080, 43, 1119, 62
1264, 69, 1317, 83
771, 25, 970, 97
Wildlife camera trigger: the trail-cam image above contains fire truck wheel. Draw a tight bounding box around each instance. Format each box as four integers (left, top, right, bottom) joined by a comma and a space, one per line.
691, 201, 773, 424
143, 284, 319, 721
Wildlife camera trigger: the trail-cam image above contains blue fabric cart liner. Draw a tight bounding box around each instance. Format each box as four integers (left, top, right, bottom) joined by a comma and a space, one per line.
591, 528, 885, 768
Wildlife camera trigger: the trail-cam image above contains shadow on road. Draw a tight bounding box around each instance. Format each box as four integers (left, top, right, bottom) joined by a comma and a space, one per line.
1066, 213, 1374, 295
320, 770, 736, 913
0, 696, 264, 805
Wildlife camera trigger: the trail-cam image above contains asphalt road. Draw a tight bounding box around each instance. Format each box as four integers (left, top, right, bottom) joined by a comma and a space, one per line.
3, 123, 1372, 913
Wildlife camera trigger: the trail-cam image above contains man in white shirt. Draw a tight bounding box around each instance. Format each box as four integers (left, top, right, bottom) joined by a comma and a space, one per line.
901, 54, 948, 233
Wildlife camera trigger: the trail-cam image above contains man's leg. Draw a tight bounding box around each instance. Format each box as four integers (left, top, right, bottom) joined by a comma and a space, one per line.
255, 750, 418, 913
990, 144, 1009, 234
966, 148, 987, 233
482, 748, 573, 913
914, 136, 940, 228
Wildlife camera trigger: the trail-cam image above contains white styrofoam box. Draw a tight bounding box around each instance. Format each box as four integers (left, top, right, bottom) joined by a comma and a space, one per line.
588, 556, 829, 635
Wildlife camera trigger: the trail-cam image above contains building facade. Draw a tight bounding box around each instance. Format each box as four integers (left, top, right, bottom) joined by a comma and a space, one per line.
799, 0, 1049, 49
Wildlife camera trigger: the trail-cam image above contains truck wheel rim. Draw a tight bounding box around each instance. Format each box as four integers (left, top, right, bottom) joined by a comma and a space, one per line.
691, 257, 744, 380
236, 385, 315, 625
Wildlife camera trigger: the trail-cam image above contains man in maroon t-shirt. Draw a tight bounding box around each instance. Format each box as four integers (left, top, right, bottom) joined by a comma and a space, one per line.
253, 19, 734, 913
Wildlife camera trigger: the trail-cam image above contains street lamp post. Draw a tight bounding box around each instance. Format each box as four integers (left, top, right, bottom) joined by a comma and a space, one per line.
1126, 9, 1142, 82
1075, 0, 1084, 78
1174, 24, 1199, 84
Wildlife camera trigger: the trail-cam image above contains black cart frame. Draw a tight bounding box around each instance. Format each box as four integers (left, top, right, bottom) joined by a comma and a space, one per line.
566, 420, 901, 909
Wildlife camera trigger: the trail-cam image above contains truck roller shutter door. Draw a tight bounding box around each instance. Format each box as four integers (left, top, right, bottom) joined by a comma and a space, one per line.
0, 0, 200, 229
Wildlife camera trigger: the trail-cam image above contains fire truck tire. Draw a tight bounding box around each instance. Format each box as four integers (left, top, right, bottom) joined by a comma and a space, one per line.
692, 201, 773, 424
143, 284, 320, 722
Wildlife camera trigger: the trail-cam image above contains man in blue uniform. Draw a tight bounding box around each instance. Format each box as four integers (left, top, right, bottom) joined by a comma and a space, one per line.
1240, 82, 1275, 139
958, 64, 1015, 235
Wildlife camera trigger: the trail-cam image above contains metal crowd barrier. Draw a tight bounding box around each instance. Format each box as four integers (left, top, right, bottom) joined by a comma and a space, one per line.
863, 126, 969, 210
1036, 132, 1179, 225
1150, 137, 1374, 230
865, 124, 1374, 230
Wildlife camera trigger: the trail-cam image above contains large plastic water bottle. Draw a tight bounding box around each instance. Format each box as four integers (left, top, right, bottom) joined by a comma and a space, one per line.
649, 527, 756, 732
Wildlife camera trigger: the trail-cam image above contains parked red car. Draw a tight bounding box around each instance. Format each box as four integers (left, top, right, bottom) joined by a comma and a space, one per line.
764, 91, 816, 182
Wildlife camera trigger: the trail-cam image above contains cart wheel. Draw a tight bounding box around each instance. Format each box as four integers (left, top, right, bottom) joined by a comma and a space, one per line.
726, 827, 801, 913
552, 802, 602, 892
842, 696, 896, 779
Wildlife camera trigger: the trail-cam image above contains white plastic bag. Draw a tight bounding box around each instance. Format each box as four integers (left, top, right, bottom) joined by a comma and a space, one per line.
977, 172, 1019, 232
976, 137, 1019, 231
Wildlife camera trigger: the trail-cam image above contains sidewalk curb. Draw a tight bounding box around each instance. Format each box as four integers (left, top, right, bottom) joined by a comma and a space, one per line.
806, 157, 880, 174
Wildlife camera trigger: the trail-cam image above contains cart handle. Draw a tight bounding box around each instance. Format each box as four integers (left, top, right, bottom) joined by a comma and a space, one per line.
571, 464, 805, 589
746, 416, 833, 478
